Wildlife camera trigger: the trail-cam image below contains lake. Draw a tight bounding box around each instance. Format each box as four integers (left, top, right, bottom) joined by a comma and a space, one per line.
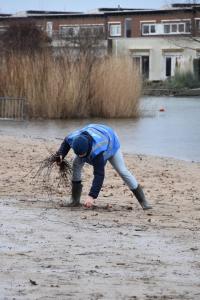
0, 97, 199, 162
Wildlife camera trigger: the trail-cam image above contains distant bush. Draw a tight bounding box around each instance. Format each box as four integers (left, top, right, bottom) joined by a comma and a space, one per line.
166, 70, 200, 89
193, 58, 200, 80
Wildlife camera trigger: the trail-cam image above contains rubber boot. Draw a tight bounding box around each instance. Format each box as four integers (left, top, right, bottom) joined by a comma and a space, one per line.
69, 181, 82, 207
132, 185, 152, 210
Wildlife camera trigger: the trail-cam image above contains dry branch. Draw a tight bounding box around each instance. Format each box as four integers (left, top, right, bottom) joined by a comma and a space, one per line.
34, 153, 72, 194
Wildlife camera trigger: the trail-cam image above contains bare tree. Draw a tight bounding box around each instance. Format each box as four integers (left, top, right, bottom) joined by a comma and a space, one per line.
0, 20, 50, 55
57, 25, 106, 60
53, 26, 107, 112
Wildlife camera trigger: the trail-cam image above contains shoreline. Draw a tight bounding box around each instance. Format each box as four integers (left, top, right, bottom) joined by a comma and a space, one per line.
1, 131, 199, 163
143, 87, 200, 97
0, 134, 199, 199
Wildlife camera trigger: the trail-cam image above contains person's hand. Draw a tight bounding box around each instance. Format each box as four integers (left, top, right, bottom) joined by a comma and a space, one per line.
56, 155, 63, 166
84, 196, 95, 208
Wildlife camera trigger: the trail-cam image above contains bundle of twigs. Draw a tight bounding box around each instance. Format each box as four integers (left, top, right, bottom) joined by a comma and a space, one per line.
35, 153, 72, 190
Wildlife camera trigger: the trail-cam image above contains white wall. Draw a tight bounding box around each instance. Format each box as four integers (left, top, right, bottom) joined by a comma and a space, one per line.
112, 37, 200, 80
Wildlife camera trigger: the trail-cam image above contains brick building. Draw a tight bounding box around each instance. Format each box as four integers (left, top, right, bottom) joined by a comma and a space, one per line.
0, 3, 200, 80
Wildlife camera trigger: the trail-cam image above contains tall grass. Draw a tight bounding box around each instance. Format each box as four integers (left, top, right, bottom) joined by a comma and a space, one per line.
0, 52, 141, 118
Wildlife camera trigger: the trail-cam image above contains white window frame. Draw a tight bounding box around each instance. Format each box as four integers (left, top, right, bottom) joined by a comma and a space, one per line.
161, 18, 191, 22
195, 18, 200, 30
178, 23, 185, 33
171, 23, 178, 33
163, 22, 191, 34
142, 23, 157, 35
108, 22, 121, 37
59, 24, 105, 38
163, 54, 183, 78
132, 55, 150, 79
125, 18, 132, 37
141, 21, 191, 35
133, 55, 142, 73
46, 22, 53, 37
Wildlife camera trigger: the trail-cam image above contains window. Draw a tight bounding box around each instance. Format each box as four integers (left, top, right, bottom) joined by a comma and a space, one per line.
143, 25, 149, 34
133, 56, 149, 79
151, 25, 156, 33
109, 23, 121, 37
142, 56, 150, 79
79, 25, 104, 37
171, 24, 177, 33
125, 18, 132, 37
91, 26, 104, 36
142, 24, 157, 35
59, 25, 104, 38
133, 57, 141, 70
141, 21, 191, 35
46, 22, 53, 37
163, 22, 191, 34
178, 23, 184, 32
164, 24, 170, 33
165, 55, 182, 78
186, 22, 191, 32
166, 57, 172, 77
195, 20, 200, 31
59, 26, 79, 37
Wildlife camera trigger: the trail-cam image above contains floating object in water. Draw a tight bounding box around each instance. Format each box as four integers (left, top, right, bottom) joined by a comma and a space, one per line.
159, 108, 165, 112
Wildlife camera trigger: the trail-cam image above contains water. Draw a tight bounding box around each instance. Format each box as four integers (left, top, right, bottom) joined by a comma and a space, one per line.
0, 97, 199, 162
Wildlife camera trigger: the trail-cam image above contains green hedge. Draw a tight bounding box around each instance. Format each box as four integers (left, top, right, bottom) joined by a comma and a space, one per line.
167, 70, 200, 89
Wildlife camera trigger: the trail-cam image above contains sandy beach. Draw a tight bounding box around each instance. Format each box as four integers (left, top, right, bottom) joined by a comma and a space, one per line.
0, 135, 199, 299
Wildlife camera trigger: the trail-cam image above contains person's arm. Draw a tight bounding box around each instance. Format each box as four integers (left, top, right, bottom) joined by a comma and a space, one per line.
88, 153, 105, 199
57, 137, 71, 159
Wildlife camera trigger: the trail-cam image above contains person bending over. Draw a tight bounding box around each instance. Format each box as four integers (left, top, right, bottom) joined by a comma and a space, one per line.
57, 123, 152, 210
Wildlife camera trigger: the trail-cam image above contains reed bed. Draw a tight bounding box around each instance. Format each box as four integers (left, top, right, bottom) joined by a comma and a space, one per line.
0, 52, 141, 118
90, 56, 141, 117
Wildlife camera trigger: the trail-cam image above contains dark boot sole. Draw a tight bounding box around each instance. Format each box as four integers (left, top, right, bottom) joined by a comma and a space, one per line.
142, 205, 153, 210
60, 202, 81, 207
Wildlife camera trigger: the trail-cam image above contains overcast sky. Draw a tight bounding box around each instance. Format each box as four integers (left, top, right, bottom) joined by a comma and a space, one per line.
0, 0, 182, 14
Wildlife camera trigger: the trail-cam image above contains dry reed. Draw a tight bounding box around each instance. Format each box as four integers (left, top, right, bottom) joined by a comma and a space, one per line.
0, 52, 141, 118
90, 56, 141, 117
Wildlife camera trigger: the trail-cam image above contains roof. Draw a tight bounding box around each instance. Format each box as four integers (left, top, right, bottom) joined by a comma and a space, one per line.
1, 5, 200, 20
26, 10, 82, 14
102, 7, 200, 15
11, 10, 83, 18
97, 7, 150, 12
172, 3, 200, 8
0, 13, 11, 17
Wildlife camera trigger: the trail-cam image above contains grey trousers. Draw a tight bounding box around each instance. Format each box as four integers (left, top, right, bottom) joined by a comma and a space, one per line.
72, 149, 138, 190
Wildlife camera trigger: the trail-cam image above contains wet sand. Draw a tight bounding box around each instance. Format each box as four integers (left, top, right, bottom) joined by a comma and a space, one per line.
0, 135, 200, 299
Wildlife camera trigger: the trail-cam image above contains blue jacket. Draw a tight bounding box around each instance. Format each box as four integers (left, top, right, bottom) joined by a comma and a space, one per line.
67, 124, 120, 164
